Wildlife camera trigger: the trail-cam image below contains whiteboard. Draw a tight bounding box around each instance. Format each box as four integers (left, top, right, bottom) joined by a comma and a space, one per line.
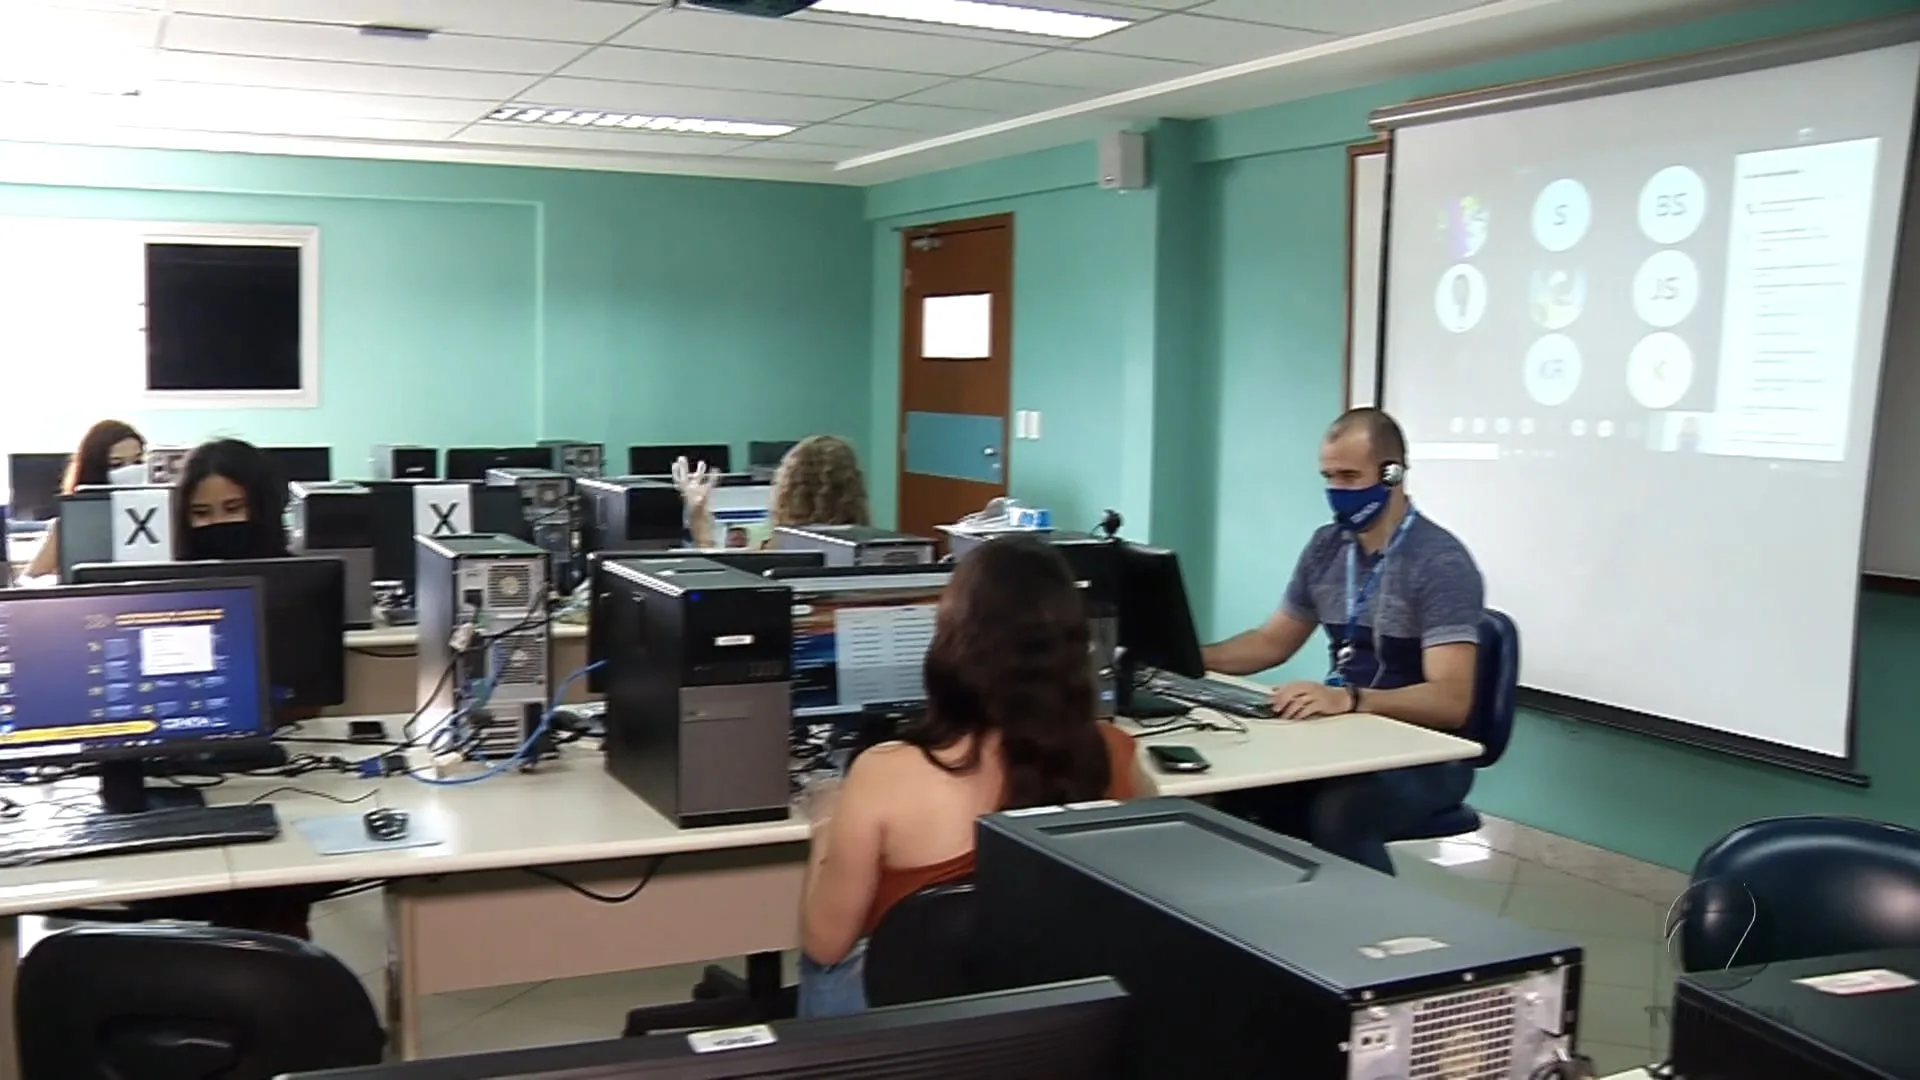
1346, 144, 1387, 408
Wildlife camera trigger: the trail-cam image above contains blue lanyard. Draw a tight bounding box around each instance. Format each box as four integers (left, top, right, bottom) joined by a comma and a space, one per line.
1343, 504, 1419, 653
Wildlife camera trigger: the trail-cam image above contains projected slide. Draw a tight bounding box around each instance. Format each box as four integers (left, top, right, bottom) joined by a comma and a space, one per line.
1382, 42, 1919, 762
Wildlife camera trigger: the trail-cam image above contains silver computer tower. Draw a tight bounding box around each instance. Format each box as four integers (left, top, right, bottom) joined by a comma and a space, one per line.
416, 535, 551, 760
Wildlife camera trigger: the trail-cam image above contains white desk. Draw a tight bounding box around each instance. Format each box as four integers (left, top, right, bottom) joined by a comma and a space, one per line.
0, 705, 1478, 1073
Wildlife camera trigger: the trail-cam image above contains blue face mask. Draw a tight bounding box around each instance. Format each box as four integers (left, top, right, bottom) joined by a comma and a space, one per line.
1327, 484, 1390, 534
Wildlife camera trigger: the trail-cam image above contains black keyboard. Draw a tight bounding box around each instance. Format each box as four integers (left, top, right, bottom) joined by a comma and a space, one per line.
1140, 670, 1275, 718
0, 804, 281, 867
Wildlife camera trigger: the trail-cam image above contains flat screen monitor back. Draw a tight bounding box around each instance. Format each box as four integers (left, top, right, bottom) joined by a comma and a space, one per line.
264, 446, 333, 483
1116, 543, 1204, 678
8, 452, 67, 523
628, 443, 730, 477
279, 978, 1128, 1079
748, 439, 798, 469
445, 447, 551, 481
72, 556, 348, 710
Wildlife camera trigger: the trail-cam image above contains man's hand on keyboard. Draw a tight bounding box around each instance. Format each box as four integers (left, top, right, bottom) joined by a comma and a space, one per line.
1271, 681, 1345, 720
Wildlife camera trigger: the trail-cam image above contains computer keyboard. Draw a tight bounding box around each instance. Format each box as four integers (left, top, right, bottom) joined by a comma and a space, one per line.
1139, 670, 1275, 718
0, 803, 281, 867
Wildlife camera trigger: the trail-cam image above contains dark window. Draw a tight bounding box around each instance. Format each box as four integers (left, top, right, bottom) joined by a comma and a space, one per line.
144, 242, 302, 392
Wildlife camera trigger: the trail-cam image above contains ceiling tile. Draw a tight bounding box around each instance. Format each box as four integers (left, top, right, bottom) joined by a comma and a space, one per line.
726, 140, 849, 162
153, 51, 539, 100
1079, 14, 1330, 63
453, 124, 750, 155
518, 76, 855, 122
828, 101, 1004, 134
900, 78, 1094, 113
1187, 0, 1495, 35
613, 7, 1045, 77
561, 46, 945, 100
144, 82, 499, 123
981, 50, 1204, 91
169, 0, 656, 44
162, 14, 590, 73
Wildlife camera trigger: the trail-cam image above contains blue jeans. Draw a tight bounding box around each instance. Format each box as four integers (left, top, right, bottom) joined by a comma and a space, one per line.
798, 939, 868, 1018
1222, 761, 1474, 875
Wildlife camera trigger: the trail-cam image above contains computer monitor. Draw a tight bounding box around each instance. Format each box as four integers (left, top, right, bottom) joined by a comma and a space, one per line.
263, 445, 333, 483
8, 452, 67, 523
767, 564, 951, 719
748, 439, 798, 469
366, 481, 525, 589
627, 443, 730, 477
280, 978, 1128, 1079
1115, 542, 1205, 680
0, 578, 272, 814
72, 557, 346, 711
584, 548, 827, 693
444, 447, 552, 481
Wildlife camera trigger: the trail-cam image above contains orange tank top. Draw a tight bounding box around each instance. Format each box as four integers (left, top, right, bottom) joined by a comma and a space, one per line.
858, 723, 1140, 938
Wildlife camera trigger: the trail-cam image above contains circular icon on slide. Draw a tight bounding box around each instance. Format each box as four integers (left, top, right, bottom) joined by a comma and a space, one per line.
1532, 178, 1591, 252
1528, 266, 1587, 330
1439, 196, 1490, 259
1633, 249, 1700, 328
1523, 334, 1582, 406
1433, 264, 1488, 333
1627, 332, 1695, 409
1637, 165, 1707, 244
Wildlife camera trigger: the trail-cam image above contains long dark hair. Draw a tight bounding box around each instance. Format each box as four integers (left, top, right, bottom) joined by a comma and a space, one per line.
172, 438, 290, 559
906, 536, 1109, 809
62, 420, 144, 493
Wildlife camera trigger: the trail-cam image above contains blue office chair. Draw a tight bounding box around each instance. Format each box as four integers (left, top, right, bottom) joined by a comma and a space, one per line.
1675, 816, 1920, 972
1391, 609, 1518, 841
16, 923, 384, 1080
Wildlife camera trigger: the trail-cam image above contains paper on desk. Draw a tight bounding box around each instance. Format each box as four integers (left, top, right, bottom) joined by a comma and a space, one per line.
294, 812, 446, 856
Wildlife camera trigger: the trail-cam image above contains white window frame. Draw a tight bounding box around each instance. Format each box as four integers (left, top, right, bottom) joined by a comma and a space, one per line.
138, 221, 321, 410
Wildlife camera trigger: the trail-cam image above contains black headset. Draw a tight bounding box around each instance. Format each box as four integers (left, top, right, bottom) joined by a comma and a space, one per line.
1381, 461, 1406, 488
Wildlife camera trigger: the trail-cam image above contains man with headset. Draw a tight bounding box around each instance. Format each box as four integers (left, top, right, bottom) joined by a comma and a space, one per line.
1202, 407, 1483, 874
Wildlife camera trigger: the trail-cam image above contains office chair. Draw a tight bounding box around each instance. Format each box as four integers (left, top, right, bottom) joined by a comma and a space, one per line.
1675, 815, 1920, 972
864, 880, 981, 1008
1392, 609, 1518, 841
622, 952, 794, 1037
16, 923, 384, 1080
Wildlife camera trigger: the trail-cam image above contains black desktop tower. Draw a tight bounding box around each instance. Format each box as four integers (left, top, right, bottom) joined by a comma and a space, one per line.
773, 524, 935, 567
579, 476, 685, 553
1669, 948, 1920, 1080
288, 482, 375, 629
370, 445, 438, 480
537, 439, 604, 479
485, 468, 579, 592
599, 557, 792, 827
976, 798, 1583, 1080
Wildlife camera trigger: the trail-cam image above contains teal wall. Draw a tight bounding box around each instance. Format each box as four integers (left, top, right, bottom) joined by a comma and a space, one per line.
866, 0, 1920, 871
0, 144, 871, 467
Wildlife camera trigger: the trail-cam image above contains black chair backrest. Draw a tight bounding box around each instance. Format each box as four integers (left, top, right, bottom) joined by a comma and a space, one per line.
17, 923, 385, 1080
863, 880, 980, 1008
1679, 815, 1920, 972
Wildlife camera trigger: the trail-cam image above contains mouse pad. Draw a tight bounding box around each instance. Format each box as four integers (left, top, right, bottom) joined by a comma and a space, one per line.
293, 812, 446, 856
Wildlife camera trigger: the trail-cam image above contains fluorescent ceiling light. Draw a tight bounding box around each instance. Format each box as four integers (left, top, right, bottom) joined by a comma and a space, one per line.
808, 0, 1128, 39
486, 106, 795, 138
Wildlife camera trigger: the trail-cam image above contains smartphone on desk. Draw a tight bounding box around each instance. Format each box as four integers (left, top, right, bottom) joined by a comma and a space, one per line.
1147, 744, 1211, 774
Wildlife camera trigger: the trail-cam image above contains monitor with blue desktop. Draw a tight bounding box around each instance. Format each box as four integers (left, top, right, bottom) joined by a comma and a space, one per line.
0, 578, 272, 815
770, 566, 950, 719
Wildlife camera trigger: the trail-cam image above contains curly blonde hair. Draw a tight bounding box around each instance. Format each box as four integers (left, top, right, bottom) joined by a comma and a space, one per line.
771, 435, 871, 529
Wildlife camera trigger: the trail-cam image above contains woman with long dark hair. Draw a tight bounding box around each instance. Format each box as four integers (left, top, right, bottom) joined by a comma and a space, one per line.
23, 420, 146, 579
796, 536, 1152, 1017
172, 438, 291, 561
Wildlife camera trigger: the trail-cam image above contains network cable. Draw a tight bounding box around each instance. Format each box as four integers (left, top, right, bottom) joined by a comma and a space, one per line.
404, 660, 604, 787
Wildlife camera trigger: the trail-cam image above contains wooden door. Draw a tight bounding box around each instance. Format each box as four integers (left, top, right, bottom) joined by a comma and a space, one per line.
898, 214, 1013, 543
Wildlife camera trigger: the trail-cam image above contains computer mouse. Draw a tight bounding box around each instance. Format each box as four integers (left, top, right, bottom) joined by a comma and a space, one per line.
364, 808, 409, 843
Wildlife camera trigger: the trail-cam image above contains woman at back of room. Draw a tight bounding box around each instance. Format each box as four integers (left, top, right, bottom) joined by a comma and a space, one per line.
21, 419, 147, 580
795, 536, 1154, 1018
172, 437, 291, 561
673, 434, 869, 548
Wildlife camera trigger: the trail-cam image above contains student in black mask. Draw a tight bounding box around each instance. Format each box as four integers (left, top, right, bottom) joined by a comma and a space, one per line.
173, 439, 290, 561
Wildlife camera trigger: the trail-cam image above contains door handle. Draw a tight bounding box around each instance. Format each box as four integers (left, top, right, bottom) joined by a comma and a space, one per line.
983, 447, 997, 457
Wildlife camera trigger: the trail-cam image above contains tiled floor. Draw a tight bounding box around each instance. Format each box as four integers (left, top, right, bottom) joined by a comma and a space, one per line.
294, 813, 1695, 1073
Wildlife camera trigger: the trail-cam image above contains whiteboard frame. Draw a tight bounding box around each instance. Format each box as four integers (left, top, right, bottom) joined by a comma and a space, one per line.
1345, 138, 1389, 410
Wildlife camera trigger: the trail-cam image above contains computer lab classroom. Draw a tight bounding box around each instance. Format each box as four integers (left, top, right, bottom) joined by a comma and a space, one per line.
5, 0, 1920, 1077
